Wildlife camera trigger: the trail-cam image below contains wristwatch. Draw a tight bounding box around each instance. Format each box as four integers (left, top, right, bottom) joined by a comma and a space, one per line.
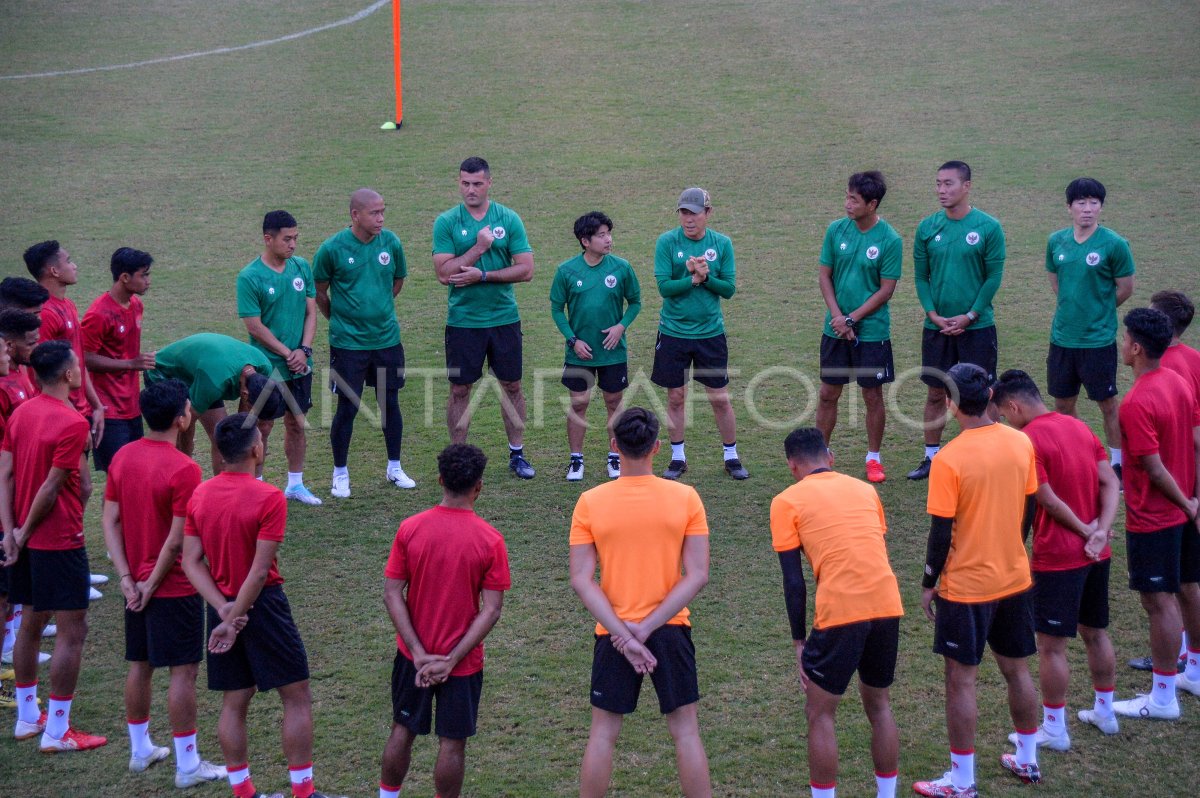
844, 316, 857, 328
566, 336, 578, 349
965, 311, 979, 323
300, 345, 313, 357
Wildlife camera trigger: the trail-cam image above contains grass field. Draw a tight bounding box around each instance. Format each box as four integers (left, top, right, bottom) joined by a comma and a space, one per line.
1, 1, 1198, 795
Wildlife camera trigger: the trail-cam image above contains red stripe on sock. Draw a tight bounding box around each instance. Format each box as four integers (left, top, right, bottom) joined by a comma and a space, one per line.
1094, 684, 1114, 692
127, 716, 149, 724
1043, 702, 1065, 709
875, 770, 898, 778
1152, 668, 1177, 676
288, 761, 314, 771
1015, 727, 1037, 735
950, 748, 974, 755
227, 762, 249, 772
1189, 647, 1200, 654
173, 728, 197, 738
15, 681, 37, 689
47, 694, 73, 701
810, 782, 836, 789
380, 784, 401, 792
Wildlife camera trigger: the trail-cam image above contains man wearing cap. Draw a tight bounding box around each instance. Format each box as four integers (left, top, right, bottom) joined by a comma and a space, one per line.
651, 187, 746, 481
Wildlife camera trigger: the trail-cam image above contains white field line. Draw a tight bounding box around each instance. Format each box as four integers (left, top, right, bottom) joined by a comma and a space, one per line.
0, 0, 390, 81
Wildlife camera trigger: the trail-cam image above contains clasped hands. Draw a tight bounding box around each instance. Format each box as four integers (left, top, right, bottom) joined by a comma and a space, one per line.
685, 256, 709, 285
206, 601, 250, 653
610, 620, 657, 675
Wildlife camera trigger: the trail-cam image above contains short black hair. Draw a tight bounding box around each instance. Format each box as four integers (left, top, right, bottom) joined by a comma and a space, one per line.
946, 362, 992, 417
0, 277, 49, 311
214, 412, 260, 463
0, 308, 41, 341
22, 240, 61, 280
140, 378, 190, 432
1066, 177, 1106, 205
848, 171, 887, 207
938, 160, 971, 182
244, 372, 286, 421
783, 427, 828, 463
574, 211, 613, 247
1123, 307, 1173, 360
29, 340, 75, 384
459, 156, 490, 175
612, 407, 659, 458
110, 247, 153, 281
1150, 290, 1194, 337
990, 369, 1043, 407
263, 210, 298, 235
438, 444, 488, 495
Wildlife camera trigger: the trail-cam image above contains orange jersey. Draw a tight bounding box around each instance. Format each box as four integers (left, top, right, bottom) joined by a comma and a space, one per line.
927, 423, 1037, 603
569, 474, 708, 634
770, 470, 903, 629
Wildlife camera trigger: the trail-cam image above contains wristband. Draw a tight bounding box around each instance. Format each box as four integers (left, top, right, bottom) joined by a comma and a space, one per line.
566, 336, 578, 349
966, 310, 978, 322
481, 269, 488, 282
300, 345, 313, 357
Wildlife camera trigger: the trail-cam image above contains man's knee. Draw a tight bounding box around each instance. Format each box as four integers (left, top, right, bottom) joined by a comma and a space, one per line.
499, 380, 523, 397
449, 383, 472, 401
818, 383, 843, 405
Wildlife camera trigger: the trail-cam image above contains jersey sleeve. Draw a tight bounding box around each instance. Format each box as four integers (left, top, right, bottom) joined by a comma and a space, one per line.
38, 308, 64, 343
549, 265, 573, 339
568, 493, 595, 545
875, 492, 889, 536
171, 462, 204, 517
769, 494, 801, 552
103, 460, 120, 501
52, 419, 89, 470
432, 213, 456, 255
818, 222, 837, 268
1119, 395, 1159, 457
504, 212, 532, 256
183, 495, 201, 538
880, 232, 902, 280
384, 525, 409, 580
79, 302, 107, 353
1024, 439, 1038, 495
913, 221, 934, 312
620, 265, 642, 328
312, 242, 334, 283
1109, 237, 1135, 278
235, 269, 263, 319
391, 235, 408, 279
256, 490, 287, 543
925, 456, 960, 518
684, 487, 710, 536
1044, 234, 1058, 274
483, 534, 512, 591
299, 259, 317, 298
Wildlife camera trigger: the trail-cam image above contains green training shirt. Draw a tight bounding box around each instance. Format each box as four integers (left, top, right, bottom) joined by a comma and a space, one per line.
913, 207, 1005, 330
654, 227, 736, 339
819, 217, 903, 342
312, 227, 407, 350
550, 253, 642, 367
145, 333, 270, 411
236, 256, 316, 380
432, 201, 532, 329
1046, 226, 1135, 348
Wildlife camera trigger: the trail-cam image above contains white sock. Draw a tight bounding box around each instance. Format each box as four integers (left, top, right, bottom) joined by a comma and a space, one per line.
15, 680, 39, 723
289, 762, 314, 793
1042, 703, 1066, 735
1181, 630, 1189, 660
387, 459, 402, 473
1187, 647, 1200, 681
1152, 670, 1177, 705
255, 475, 264, 481
286, 472, 303, 489
12, 603, 22, 633
174, 729, 200, 773
2, 610, 13, 654
1014, 729, 1037, 767
1094, 686, 1115, 718
925, 445, 940, 459
866, 451, 881, 463
380, 784, 401, 798
608, 450, 619, 459
875, 771, 897, 798
722, 442, 739, 461
949, 749, 974, 789
1110, 447, 1122, 466
227, 763, 252, 788
810, 782, 835, 798
671, 441, 686, 461
46, 694, 72, 739
127, 717, 154, 757
333, 465, 349, 479
570, 452, 583, 459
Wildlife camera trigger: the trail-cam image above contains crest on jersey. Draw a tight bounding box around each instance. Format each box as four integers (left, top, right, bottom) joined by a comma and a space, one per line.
268, 287, 275, 295
934, 234, 942, 243
492, 226, 507, 240
605, 275, 618, 289
866, 246, 880, 260
378, 252, 391, 266
118, 324, 126, 333
293, 277, 305, 291
348, 257, 355, 264
965, 231, 980, 245
1086, 252, 1101, 267
839, 242, 847, 250
576, 280, 583, 287
703, 248, 717, 262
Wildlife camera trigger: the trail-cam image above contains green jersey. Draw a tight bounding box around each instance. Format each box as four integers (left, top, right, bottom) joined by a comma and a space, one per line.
550, 253, 642, 367
432, 201, 532, 329
913, 207, 1005, 330
654, 227, 736, 339
819, 217, 903, 342
312, 227, 407, 350
145, 333, 270, 411
1046, 226, 1135, 348
236, 256, 315, 380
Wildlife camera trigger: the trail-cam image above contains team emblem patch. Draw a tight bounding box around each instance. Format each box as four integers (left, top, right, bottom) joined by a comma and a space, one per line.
1058, 253, 1065, 261
1086, 252, 1101, 266
378, 251, 391, 266
576, 280, 584, 287
866, 246, 880, 260
66, 320, 73, 329
492, 226, 507, 240
348, 257, 355, 264
703, 248, 717, 262
965, 231, 980, 245
604, 274, 617, 288
839, 242, 847, 250
16, 391, 25, 399
461, 229, 469, 236
268, 287, 275, 295
934, 234, 942, 242
118, 324, 126, 333
293, 277, 305, 291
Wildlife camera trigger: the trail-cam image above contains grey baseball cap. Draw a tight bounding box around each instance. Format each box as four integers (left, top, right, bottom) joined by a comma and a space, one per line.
677, 187, 712, 213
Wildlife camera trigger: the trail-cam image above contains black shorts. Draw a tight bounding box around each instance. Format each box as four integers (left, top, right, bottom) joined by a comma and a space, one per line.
206, 585, 309, 693
1046, 343, 1118, 401
390, 651, 483, 740
445, 322, 522, 385
590, 624, 699, 715
562, 362, 628, 394
651, 332, 729, 390
125, 593, 204, 668
920, 326, 999, 388
330, 343, 406, 403
6, 547, 90, 612
1032, 559, 1110, 637
933, 591, 1037, 666
0, 532, 9, 596
93, 417, 144, 472
1127, 523, 1200, 592
278, 372, 314, 415
803, 616, 900, 695
819, 336, 895, 388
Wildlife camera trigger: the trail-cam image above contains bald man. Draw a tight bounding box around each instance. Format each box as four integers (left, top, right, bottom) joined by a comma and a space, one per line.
314, 188, 415, 499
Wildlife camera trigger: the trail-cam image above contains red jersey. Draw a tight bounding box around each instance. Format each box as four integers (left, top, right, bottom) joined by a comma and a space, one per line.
1023, 413, 1110, 571
38, 294, 92, 416
106, 439, 202, 598
0, 369, 36, 449
2, 394, 89, 550
1161, 343, 1200, 405
81, 292, 144, 420
384, 505, 511, 676
1120, 366, 1200, 532
184, 472, 286, 597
